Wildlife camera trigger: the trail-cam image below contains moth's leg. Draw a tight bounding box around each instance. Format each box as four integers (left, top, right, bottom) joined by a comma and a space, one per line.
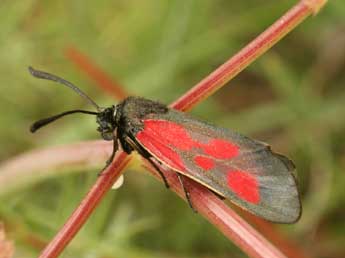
105, 137, 119, 166
124, 136, 170, 189
176, 173, 197, 213
98, 134, 119, 176
143, 155, 170, 189
118, 131, 134, 154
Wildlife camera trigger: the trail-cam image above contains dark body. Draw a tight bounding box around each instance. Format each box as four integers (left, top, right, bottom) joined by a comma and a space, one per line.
112, 97, 169, 153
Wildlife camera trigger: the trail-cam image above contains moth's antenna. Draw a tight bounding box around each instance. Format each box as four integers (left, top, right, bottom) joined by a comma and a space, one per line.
28, 66, 101, 111
30, 109, 98, 133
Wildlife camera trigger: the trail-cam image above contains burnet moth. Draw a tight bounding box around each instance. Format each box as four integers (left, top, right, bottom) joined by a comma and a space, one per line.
29, 67, 301, 223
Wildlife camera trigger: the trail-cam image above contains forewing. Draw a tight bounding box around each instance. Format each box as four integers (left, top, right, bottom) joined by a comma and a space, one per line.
135, 109, 301, 223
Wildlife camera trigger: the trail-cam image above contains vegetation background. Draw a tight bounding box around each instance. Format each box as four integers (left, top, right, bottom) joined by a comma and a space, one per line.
0, 0, 344, 257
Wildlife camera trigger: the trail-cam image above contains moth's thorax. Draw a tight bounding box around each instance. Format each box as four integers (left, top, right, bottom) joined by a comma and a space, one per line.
117, 96, 169, 135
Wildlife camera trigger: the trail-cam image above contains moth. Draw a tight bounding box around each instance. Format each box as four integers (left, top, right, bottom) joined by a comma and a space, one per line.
29, 67, 301, 223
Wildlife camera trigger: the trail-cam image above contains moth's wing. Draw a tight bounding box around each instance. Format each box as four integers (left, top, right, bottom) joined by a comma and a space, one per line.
134, 110, 301, 223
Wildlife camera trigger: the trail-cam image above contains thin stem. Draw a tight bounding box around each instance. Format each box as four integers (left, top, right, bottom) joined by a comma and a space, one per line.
142, 163, 287, 258
38, 152, 130, 258
0, 141, 111, 196
241, 213, 309, 258
171, 0, 317, 111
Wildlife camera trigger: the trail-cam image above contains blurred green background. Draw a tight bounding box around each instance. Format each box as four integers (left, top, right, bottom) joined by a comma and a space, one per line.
0, 0, 344, 257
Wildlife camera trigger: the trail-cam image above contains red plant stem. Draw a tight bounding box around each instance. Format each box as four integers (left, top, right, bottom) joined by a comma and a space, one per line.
65, 46, 129, 99
38, 152, 130, 258
241, 213, 310, 258
38, 1, 325, 257
0, 141, 112, 195
172, 0, 313, 112
142, 163, 287, 258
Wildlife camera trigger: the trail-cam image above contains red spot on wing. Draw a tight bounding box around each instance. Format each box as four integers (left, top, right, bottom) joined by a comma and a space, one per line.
138, 120, 240, 177
194, 156, 215, 171
227, 170, 260, 204
136, 130, 185, 171
201, 139, 239, 159
141, 120, 195, 151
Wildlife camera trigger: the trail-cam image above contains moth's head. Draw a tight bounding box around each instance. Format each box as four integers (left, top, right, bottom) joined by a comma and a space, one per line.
96, 106, 117, 141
